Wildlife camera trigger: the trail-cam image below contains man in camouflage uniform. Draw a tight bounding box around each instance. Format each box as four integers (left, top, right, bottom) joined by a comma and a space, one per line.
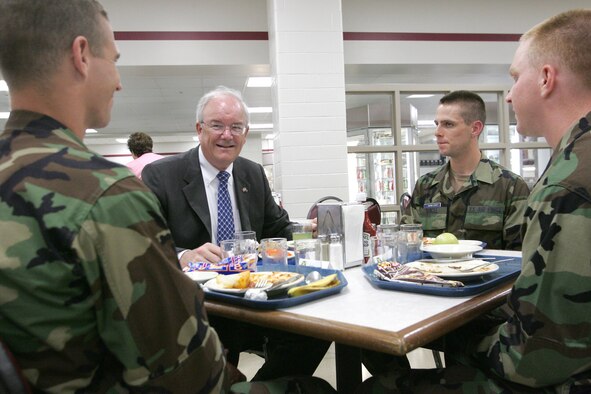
358, 9, 591, 393
401, 91, 529, 250
0, 1, 238, 392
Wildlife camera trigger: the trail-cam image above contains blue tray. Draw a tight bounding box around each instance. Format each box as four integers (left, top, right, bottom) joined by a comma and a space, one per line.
362, 255, 521, 297
203, 265, 348, 310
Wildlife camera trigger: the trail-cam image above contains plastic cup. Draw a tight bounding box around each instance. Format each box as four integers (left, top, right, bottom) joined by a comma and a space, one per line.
261, 237, 288, 270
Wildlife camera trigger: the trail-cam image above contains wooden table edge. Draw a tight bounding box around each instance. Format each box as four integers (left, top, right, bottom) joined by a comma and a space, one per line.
204, 280, 512, 356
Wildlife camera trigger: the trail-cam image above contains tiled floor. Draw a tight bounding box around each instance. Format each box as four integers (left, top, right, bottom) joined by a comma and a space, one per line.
238, 344, 442, 390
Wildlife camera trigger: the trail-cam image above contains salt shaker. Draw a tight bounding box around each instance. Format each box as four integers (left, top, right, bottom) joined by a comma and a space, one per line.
329, 233, 344, 271
316, 234, 330, 262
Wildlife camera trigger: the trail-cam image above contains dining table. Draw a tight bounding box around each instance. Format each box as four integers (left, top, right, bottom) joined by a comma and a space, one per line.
204, 249, 521, 393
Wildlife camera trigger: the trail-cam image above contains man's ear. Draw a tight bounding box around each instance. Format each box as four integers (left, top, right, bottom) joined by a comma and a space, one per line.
540, 64, 556, 98
471, 120, 484, 138
195, 122, 203, 142
71, 36, 90, 78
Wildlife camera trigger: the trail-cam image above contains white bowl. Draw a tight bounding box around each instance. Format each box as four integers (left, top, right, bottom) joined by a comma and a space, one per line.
420, 244, 483, 259
458, 240, 484, 247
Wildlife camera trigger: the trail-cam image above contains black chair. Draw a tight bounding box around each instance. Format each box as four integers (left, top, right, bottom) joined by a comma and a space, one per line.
0, 339, 31, 394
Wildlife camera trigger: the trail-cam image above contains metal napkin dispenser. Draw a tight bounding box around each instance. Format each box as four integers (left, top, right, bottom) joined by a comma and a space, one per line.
317, 201, 364, 268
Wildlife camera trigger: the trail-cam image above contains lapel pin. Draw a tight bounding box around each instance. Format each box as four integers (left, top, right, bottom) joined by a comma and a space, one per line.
242, 187, 248, 193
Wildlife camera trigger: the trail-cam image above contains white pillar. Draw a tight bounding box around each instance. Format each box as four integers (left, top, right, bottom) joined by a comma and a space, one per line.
267, 0, 349, 219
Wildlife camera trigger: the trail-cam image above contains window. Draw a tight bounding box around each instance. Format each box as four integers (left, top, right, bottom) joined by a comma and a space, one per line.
346, 86, 550, 221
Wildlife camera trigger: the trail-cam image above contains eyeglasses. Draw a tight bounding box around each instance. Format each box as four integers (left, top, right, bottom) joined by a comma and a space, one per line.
201, 121, 246, 136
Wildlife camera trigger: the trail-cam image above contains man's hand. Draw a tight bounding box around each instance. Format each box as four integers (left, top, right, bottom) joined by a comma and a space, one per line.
311, 217, 318, 237
226, 361, 247, 385
179, 242, 222, 268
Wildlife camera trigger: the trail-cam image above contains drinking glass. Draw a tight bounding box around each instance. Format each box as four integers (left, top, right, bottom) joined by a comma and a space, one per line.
261, 237, 288, 270
376, 224, 399, 261
294, 238, 320, 271
399, 224, 423, 263
292, 219, 314, 240
221, 238, 258, 271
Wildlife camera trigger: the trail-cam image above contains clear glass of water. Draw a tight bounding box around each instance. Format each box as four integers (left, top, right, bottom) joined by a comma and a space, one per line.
399, 224, 423, 262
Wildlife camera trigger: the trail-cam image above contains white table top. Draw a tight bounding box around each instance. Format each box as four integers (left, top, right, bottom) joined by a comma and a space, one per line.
283, 249, 520, 332
205, 249, 521, 355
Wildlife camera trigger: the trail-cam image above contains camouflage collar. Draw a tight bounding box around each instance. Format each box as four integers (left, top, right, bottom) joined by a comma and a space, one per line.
5, 110, 86, 148
432, 152, 498, 189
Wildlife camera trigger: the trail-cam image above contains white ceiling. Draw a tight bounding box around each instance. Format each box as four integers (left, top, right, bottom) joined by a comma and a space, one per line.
0, 63, 513, 143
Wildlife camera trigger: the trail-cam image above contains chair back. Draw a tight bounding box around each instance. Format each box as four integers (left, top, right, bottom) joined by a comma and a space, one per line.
306, 196, 343, 220
399, 192, 412, 217
0, 339, 31, 394
365, 197, 381, 226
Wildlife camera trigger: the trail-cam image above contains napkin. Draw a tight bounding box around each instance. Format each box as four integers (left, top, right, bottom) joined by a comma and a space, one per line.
287, 274, 340, 297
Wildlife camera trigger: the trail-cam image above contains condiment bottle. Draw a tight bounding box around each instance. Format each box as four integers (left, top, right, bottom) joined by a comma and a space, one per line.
357, 192, 377, 264
316, 234, 330, 262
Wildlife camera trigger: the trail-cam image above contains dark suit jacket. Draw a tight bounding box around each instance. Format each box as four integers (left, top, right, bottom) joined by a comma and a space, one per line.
142, 147, 292, 250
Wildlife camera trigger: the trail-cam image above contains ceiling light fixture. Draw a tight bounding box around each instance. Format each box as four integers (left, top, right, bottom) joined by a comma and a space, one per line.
0, 112, 9, 119
246, 77, 273, 87
248, 107, 273, 113
85, 129, 98, 134
115, 138, 127, 144
0, 80, 8, 92
407, 94, 434, 99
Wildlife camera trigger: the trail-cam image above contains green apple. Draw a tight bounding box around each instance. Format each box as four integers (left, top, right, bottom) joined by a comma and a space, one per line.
433, 232, 459, 245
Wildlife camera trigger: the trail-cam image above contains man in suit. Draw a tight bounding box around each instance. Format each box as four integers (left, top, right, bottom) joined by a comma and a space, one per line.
143, 85, 329, 381
143, 86, 291, 267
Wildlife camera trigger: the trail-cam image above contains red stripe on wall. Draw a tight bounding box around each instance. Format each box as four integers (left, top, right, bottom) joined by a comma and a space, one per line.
114, 31, 520, 42
343, 32, 521, 42
114, 31, 269, 40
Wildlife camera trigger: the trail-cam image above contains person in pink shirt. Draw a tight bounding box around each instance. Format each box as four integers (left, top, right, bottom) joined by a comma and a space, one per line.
126, 131, 164, 179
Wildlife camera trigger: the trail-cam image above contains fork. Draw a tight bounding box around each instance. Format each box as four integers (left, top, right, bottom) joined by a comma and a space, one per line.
458, 258, 514, 272
254, 278, 268, 288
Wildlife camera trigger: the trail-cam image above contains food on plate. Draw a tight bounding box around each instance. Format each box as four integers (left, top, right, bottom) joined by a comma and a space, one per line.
216, 271, 251, 289
433, 232, 459, 245
214, 271, 302, 290
288, 274, 340, 297
250, 271, 301, 285
373, 261, 464, 287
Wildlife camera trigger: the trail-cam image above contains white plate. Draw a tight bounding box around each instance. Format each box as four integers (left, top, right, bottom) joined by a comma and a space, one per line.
406, 260, 499, 278
420, 243, 483, 259
185, 271, 218, 283
203, 277, 272, 294
252, 272, 305, 288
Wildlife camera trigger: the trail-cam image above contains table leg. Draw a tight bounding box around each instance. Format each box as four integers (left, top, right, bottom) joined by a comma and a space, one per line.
335, 343, 362, 394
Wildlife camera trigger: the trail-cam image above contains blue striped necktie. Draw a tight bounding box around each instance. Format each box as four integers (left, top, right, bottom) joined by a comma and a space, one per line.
217, 171, 234, 243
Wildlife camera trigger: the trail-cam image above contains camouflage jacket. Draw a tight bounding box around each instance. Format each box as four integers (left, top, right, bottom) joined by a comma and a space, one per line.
401, 152, 530, 250
464, 114, 591, 391
0, 111, 227, 393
